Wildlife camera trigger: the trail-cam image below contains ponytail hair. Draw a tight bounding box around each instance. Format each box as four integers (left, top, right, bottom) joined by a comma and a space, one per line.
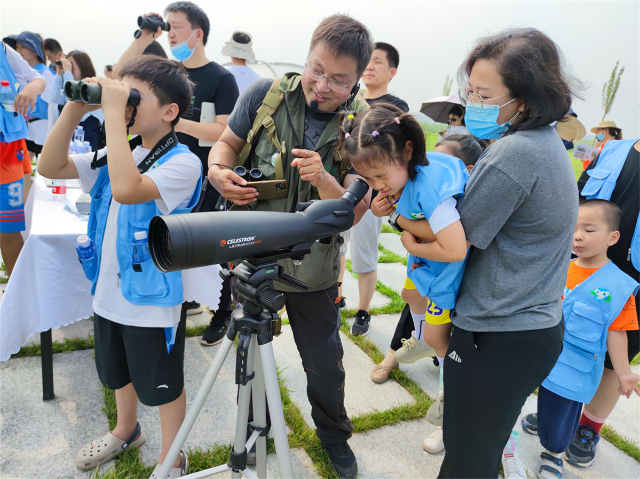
336, 102, 427, 180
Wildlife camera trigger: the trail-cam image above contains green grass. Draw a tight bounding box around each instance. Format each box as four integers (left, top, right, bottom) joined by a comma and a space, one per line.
10, 335, 95, 358
0, 262, 7, 283
381, 224, 401, 236
601, 424, 640, 463
631, 353, 640, 366
378, 243, 407, 266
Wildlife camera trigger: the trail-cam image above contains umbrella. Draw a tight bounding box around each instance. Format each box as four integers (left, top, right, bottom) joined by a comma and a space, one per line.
420, 94, 463, 123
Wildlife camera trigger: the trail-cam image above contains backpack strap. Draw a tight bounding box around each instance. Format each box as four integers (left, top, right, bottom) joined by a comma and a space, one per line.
238, 79, 286, 180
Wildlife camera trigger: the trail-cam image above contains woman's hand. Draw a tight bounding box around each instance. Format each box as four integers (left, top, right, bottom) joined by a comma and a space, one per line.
61, 57, 73, 74
371, 194, 395, 217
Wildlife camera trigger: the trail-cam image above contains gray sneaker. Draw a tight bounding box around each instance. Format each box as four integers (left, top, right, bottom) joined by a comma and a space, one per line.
394, 335, 436, 363
426, 391, 444, 426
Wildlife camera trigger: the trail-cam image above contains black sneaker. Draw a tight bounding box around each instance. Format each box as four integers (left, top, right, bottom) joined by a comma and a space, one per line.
201, 310, 231, 346
185, 301, 203, 315
521, 412, 538, 435
565, 425, 600, 467
351, 310, 371, 336
324, 442, 357, 479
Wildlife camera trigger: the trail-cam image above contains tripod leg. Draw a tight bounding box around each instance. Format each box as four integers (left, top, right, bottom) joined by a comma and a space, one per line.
252, 351, 267, 478
156, 336, 235, 479
231, 335, 256, 479
258, 342, 294, 478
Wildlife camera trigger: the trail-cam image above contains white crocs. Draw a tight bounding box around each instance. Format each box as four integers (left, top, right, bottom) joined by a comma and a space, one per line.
150, 450, 189, 478
76, 423, 146, 470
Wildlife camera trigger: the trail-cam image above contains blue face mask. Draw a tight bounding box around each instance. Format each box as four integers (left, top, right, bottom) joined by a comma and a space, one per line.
171, 31, 199, 62
596, 132, 605, 141
464, 99, 519, 140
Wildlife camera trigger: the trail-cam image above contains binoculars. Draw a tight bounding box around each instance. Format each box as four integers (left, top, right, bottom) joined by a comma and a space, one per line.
134, 14, 170, 39
64, 81, 141, 107
234, 166, 264, 182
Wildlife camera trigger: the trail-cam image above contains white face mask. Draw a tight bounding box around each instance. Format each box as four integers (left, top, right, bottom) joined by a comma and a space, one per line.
170, 31, 199, 62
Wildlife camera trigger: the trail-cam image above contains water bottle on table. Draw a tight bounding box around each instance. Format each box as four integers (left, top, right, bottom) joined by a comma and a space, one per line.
75, 235, 95, 260
0, 81, 16, 112
74, 126, 84, 143
132, 231, 151, 271
52, 179, 67, 200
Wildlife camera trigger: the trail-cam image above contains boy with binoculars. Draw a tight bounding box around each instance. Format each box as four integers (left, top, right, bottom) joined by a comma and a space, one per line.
38, 55, 201, 477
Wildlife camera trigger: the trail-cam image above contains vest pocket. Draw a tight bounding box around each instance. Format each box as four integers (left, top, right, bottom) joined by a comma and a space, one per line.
581, 168, 612, 197
566, 300, 609, 343
79, 256, 98, 282
128, 259, 167, 297
545, 339, 597, 392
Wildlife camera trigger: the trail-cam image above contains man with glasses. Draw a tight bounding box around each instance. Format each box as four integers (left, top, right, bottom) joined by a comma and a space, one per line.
207, 14, 373, 478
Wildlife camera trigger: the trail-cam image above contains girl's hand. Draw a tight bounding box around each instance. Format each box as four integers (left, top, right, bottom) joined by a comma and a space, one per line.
61, 57, 73, 74
618, 373, 640, 398
371, 194, 395, 217
401, 230, 421, 255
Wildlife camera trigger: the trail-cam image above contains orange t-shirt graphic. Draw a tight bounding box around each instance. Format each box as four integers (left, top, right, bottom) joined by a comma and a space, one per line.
564, 261, 638, 331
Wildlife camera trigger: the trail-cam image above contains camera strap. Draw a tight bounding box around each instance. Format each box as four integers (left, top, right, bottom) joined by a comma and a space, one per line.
90, 130, 179, 173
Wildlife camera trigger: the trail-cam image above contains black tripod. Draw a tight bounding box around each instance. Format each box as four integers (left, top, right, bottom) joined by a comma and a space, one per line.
156, 250, 310, 479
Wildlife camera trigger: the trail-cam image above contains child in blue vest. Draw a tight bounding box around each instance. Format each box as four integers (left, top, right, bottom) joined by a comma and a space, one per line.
38, 55, 201, 477
337, 102, 471, 454
519, 199, 640, 479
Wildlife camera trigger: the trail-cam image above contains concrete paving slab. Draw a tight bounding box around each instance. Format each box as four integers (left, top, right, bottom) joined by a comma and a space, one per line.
341, 270, 390, 312
24, 317, 95, 347
604, 364, 639, 443
272, 325, 414, 430
0, 350, 112, 479
137, 336, 240, 467
376, 262, 408, 294
348, 418, 444, 478
185, 307, 214, 330
211, 448, 321, 478
379, 233, 407, 258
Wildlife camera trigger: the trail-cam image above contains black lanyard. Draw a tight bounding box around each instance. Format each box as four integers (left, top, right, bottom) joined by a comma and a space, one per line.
90, 130, 179, 173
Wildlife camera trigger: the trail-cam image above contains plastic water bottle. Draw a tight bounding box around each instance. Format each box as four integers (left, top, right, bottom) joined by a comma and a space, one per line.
51, 179, 67, 199
69, 141, 76, 155
132, 231, 151, 267
0, 80, 16, 112
73, 126, 85, 143
83, 141, 92, 153
75, 235, 95, 260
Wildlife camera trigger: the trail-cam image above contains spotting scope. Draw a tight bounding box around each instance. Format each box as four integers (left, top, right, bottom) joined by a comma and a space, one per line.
148, 178, 369, 273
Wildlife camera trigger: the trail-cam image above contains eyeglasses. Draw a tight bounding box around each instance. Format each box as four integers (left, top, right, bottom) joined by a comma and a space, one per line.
458, 88, 510, 109
304, 63, 351, 94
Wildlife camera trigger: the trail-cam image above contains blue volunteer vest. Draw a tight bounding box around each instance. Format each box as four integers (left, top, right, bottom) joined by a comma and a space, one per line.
542, 261, 639, 403
0, 43, 28, 143
79, 143, 201, 307
582, 138, 640, 271
28, 63, 49, 120
396, 152, 470, 310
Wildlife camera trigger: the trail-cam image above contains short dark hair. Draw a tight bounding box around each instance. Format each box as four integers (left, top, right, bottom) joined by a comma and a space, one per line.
449, 106, 463, 117
579, 199, 621, 232
310, 14, 374, 78
438, 134, 485, 167
374, 42, 400, 69
105, 64, 113, 72
458, 28, 584, 134
119, 56, 194, 127
232, 32, 251, 44
164, 1, 210, 45
66, 51, 96, 79
608, 127, 623, 140
337, 102, 427, 181
43, 38, 62, 54
143, 40, 168, 58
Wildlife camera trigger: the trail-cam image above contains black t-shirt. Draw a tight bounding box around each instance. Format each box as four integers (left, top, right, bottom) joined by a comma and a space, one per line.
177, 61, 239, 173
364, 93, 410, 113
578, 144, 640, 281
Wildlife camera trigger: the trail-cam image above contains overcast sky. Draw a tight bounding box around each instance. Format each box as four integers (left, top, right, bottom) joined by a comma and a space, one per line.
2, 0, 638, 137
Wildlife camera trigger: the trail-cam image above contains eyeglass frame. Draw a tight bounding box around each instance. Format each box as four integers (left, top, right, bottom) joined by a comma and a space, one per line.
304, 63, 352, 94
458, 88, 511, 109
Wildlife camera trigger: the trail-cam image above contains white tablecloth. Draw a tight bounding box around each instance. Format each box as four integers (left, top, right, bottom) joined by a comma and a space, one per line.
0, 173, 222, 361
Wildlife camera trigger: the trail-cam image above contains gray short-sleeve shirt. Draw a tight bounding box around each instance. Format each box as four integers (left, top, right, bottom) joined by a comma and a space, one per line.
453, 126, 579, 332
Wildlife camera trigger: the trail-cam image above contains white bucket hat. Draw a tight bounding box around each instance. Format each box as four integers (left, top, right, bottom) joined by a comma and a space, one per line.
221, 32, 256, 63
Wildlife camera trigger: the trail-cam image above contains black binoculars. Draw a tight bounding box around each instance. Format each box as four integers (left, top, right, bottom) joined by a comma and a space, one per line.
64, 81, 141, 106
134, 14, 170, 39
234, 166, 264, 182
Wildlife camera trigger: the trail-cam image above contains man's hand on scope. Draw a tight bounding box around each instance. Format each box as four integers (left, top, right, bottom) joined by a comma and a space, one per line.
208, 165, 259, 206
291, 149, 329, 188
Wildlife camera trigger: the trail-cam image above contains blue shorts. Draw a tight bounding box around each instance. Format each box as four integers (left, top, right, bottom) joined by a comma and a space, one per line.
0, 178, 25, 233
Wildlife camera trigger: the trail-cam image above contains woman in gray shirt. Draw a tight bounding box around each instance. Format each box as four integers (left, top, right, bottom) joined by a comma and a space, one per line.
438, 28, 580, 478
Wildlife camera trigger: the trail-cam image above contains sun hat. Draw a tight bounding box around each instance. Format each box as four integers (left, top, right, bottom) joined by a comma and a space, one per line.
590, 120, 621, 134
221, 32, 256, 63
3, 31, 45, 62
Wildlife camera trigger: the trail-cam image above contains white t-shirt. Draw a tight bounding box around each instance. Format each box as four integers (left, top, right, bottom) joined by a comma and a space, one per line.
428, 197, 460, 235
3, 43, 43, 86
72, 145, 201, 328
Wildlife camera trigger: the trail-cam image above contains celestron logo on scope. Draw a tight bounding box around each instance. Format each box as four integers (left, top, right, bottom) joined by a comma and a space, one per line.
220, 236, 261, 249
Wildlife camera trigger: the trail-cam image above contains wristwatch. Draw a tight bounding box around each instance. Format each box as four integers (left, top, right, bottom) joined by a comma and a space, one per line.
388, 211, 404, 233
